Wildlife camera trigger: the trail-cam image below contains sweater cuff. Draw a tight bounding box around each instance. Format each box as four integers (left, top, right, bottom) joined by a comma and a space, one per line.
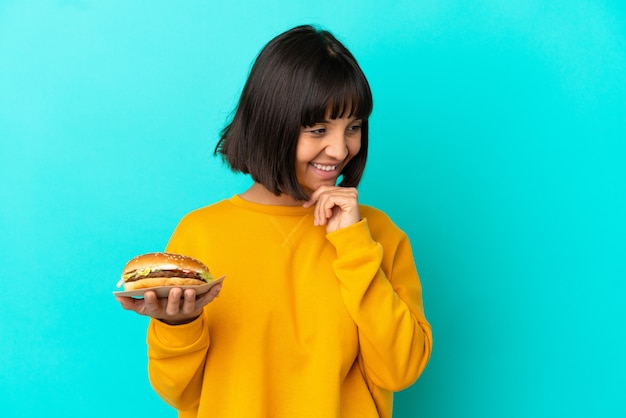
326, 218, 377, 258
149, 315, 205, 348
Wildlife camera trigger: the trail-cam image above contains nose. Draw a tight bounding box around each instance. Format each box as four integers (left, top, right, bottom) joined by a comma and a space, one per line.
324, 132, 349, 160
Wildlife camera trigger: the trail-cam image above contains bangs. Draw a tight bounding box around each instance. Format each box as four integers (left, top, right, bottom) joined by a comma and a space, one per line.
300, 57, 373, 126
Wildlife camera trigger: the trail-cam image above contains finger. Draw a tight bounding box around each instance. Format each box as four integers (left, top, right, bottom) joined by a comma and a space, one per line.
310, 187, 358, 222
315, 193, 340, 226
143, 290, 160, 315
181, 288, 198, 314
116, 295, 135, 310
315, 201, 331, 226
303, 185, 333, 208
211, 283, 223, 296
191, 284, 220, 308
309, 190, 328, 225
319, 193, 360, 230
322, 198, 335, 223
165, 288, 183, 315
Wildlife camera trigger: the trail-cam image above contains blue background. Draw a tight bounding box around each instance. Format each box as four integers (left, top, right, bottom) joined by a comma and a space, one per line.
1, 1, 624, 417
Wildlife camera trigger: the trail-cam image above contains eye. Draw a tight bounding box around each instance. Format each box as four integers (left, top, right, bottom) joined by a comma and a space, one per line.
305, 125, 326, 135
347, 122, 363, 133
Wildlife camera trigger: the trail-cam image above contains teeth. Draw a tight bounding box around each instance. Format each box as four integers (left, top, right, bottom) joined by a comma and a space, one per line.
312, 163, 337, 171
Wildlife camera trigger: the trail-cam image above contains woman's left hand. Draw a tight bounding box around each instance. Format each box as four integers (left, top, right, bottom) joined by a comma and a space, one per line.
303, 186, 360, 233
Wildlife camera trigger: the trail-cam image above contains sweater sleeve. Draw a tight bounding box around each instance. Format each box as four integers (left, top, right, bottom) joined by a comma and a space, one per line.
145, 218, 210, 411
326, 218, 433, 391
147, 314, 209, 410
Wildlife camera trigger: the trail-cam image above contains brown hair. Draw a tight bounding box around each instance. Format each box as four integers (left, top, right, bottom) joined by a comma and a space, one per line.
215, 25, 373, 200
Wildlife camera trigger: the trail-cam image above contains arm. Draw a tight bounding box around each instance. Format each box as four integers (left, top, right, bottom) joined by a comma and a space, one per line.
327, 218, 433, 391
147, 311, 210, 410
144, 218, 213, 411
305, 186, 432, 389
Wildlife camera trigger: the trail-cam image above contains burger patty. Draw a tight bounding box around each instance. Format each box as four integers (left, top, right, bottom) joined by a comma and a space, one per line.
126, 269, 206, 283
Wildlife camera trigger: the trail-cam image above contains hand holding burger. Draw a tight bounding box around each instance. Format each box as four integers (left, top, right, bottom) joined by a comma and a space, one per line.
115, 252, 223, 325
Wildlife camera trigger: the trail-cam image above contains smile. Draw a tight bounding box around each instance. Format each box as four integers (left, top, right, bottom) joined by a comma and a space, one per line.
311, 163, 338, 172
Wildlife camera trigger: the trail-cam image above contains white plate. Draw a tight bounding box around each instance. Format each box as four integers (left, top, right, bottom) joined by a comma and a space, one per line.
113, 275, 225, 299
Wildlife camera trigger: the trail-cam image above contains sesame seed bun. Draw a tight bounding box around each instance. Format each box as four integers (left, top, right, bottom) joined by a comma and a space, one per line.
120, 252, 212, 291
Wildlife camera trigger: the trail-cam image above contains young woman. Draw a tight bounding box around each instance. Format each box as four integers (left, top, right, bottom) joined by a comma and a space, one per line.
116, 24, 432, 418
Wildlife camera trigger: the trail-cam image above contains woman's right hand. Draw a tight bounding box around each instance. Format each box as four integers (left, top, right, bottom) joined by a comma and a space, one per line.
115, 283, 222, 325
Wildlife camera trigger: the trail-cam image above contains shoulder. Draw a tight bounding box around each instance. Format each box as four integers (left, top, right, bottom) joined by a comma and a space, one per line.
178, 198, 237, 224
359, 204, 390, 221
169, 199, 239, 238
359, 204, 406, 240
359, 204, 396, 227
166, 198, 238, 252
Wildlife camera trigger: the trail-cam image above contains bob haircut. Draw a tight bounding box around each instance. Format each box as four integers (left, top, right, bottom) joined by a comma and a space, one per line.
215, 25, 373, 201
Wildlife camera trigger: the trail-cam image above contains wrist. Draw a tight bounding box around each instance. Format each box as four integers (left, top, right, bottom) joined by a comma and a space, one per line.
157, 315, 200, 326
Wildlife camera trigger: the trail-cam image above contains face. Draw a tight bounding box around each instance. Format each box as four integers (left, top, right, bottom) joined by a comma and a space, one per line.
295, 116, 363, 195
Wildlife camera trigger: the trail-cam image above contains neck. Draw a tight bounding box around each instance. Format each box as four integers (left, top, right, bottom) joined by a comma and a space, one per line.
240, 183, 305, 206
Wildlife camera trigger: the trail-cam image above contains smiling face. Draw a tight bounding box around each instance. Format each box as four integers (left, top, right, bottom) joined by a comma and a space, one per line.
295, 116, 363, 195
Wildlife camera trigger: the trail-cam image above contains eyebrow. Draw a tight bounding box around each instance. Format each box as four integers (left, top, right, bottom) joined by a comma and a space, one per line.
319, 116, 363, 123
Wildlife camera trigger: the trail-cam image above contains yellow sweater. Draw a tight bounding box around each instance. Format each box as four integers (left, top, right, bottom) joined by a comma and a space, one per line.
147, 195, 432, 417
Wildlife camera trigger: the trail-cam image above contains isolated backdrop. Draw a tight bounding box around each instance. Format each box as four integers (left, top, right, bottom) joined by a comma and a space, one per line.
1, 1, 625, 417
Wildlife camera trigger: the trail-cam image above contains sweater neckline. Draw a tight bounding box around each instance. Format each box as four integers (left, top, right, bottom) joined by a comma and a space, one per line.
228, 195, 314, 216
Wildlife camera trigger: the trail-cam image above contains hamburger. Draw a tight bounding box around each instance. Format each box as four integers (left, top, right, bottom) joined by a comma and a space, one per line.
117, 252, 213, 291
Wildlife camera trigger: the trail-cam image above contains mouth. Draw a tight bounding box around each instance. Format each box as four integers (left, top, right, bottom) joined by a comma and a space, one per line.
311, 162, 339, 172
